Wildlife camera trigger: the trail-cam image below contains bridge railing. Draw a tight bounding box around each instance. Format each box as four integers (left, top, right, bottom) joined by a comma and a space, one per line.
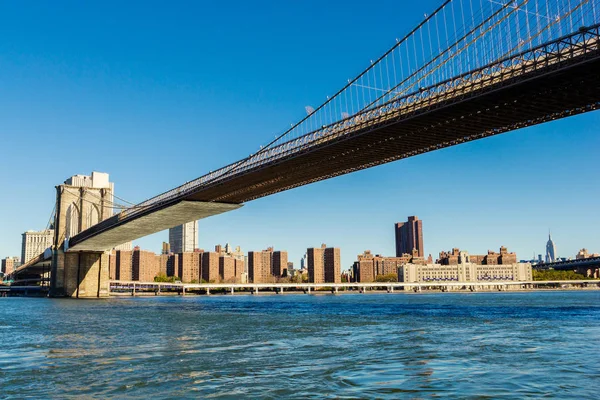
195, 24, 600, 186
115, 22, 599, 220
237, 0, 600, 161
534, 256, 600, 270
114, 1, 599, 219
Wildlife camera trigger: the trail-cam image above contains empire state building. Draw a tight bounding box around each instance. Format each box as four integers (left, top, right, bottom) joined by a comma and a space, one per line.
546, 232, 557, 263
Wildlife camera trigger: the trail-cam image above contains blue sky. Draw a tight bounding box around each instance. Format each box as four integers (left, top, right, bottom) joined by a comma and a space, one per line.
0, 0, 598, 268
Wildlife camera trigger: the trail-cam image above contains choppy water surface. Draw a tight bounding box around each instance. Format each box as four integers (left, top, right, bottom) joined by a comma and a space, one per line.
1, 291, 599, 399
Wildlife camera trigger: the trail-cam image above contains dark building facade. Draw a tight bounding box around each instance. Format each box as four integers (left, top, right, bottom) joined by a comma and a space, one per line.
201, 252, 220, 283
395, 216, 424, 258
324, 247, 341, 283
272, 251, 288, 278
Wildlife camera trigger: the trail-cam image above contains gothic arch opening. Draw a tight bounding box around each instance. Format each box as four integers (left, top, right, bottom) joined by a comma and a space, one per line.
86, 204, 100, 230
65, 203, 80, 239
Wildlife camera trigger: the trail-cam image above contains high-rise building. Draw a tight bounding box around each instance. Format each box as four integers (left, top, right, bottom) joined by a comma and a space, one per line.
395, 216, 424, 258
158, 254, 170, 276
272, 251, 288, 277
248, 249, 272, 284
247, 247, 287, 283
168, 254, 179, 278
354, 250, 376, 283
212, 243, 244, 283
113, 250, 133, 281
110, 248, 179, 282
324, 247, 341, 283
219, 256, 234, 282
132, 247, 160, 282
235, 259, 245, 281
201, 252, 220, 283
21, 230, 54, 264
546, 232, 557, 263
307, 244, 341, 283
1, 257, 21, 275
307, 245, 325, 283
169, 221, 198, 253
178, 251, 202, 283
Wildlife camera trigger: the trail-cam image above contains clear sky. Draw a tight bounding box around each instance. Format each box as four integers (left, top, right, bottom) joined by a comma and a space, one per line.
0, 0, 598, 268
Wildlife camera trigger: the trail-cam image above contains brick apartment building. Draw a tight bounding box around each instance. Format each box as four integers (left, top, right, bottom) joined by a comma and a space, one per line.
307, 244, 341, 283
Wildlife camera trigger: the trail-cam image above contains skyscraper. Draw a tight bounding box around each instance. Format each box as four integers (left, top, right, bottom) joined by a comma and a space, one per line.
395, 216, 424, 257
169, 221, 198, 253
546, 232, 557, 263
21, 229, 54, 264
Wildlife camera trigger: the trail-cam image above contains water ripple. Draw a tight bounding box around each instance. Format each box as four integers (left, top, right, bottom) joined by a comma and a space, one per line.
0, 291, 599, 398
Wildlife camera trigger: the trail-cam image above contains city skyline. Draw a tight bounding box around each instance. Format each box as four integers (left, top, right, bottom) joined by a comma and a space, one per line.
0, 2, 598, 399
2, 203, 596, 272
0, 1, 599, 268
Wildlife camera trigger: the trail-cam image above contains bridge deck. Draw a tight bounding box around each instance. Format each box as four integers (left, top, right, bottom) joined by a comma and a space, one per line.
68, 27, 600, 251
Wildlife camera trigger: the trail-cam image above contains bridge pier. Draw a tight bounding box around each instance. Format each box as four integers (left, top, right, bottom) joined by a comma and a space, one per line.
50, 249, 110, 298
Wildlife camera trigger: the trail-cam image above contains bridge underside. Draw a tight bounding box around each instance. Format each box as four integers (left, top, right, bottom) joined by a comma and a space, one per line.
183, 53, 600, 203
7, 251, 52, 281
67, 201, 241, 252
68, 42, 600, 252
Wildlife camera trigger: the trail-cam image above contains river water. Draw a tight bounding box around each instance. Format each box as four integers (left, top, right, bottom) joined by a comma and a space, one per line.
1, 291, 599, 399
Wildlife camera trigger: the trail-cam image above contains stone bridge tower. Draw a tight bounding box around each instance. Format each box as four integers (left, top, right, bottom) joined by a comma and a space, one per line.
50, 172, 115, 298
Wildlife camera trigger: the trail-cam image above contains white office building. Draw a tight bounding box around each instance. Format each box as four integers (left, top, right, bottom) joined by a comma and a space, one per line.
21, 229, 54, 264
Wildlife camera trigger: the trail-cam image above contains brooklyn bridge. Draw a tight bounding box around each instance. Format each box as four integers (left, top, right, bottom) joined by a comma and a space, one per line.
7, 0, 600, 297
